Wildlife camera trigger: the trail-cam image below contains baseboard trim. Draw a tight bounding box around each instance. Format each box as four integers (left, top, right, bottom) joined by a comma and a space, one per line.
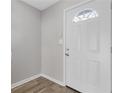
41, 74, 65, 86
12, 73, 65, 89
11, 74, 41, 89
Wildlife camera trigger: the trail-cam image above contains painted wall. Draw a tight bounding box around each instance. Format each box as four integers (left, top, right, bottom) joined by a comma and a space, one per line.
41, 0, 85, 82
11, 0, 41, 84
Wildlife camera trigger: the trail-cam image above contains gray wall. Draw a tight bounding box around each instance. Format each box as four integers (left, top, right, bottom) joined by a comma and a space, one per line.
41, 0, 85, 82
11, 0, 41, 84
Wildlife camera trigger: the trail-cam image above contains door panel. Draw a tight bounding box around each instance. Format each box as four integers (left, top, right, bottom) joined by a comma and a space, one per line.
65, 0, 111, 93
86, 20, 100, 52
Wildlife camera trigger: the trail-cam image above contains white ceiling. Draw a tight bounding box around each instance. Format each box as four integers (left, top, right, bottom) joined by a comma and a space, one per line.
21, 0, 60, 11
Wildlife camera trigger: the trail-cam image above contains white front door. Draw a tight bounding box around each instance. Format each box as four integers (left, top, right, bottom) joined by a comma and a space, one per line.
65, 0, 111, 93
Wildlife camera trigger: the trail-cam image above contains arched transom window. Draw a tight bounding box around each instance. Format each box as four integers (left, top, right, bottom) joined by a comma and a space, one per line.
73, 8, 99, 23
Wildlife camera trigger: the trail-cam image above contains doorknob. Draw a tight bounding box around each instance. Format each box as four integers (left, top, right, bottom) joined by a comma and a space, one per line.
65, 53, 69, 56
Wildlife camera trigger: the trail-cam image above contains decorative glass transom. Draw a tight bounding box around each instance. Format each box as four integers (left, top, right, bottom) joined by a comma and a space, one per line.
73, 9, 99, 23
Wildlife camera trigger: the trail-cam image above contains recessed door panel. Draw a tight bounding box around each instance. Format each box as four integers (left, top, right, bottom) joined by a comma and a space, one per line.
86, 20, 100, 53
87, 60, 100, 87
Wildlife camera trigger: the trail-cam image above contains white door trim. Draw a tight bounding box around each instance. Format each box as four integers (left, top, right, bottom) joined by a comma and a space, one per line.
63, 0, 94, 85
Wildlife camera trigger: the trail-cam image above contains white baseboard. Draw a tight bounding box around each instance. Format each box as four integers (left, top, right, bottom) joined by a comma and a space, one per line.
12, 73, 65, 89
11, 74, 41, 89
41, 74, 65, 86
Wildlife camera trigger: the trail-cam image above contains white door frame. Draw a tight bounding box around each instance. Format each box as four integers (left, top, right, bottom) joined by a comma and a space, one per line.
63, 0, 95, 85
63, 0, 112, 87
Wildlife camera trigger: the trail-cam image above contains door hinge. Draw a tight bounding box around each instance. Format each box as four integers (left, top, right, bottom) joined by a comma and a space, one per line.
111, 1, 112, 10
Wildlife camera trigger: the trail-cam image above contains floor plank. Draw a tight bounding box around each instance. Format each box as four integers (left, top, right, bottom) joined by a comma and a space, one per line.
12, 77, 80, 93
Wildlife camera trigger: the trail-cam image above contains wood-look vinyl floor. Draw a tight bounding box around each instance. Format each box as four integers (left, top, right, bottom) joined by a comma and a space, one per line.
12, 77, 80, 93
